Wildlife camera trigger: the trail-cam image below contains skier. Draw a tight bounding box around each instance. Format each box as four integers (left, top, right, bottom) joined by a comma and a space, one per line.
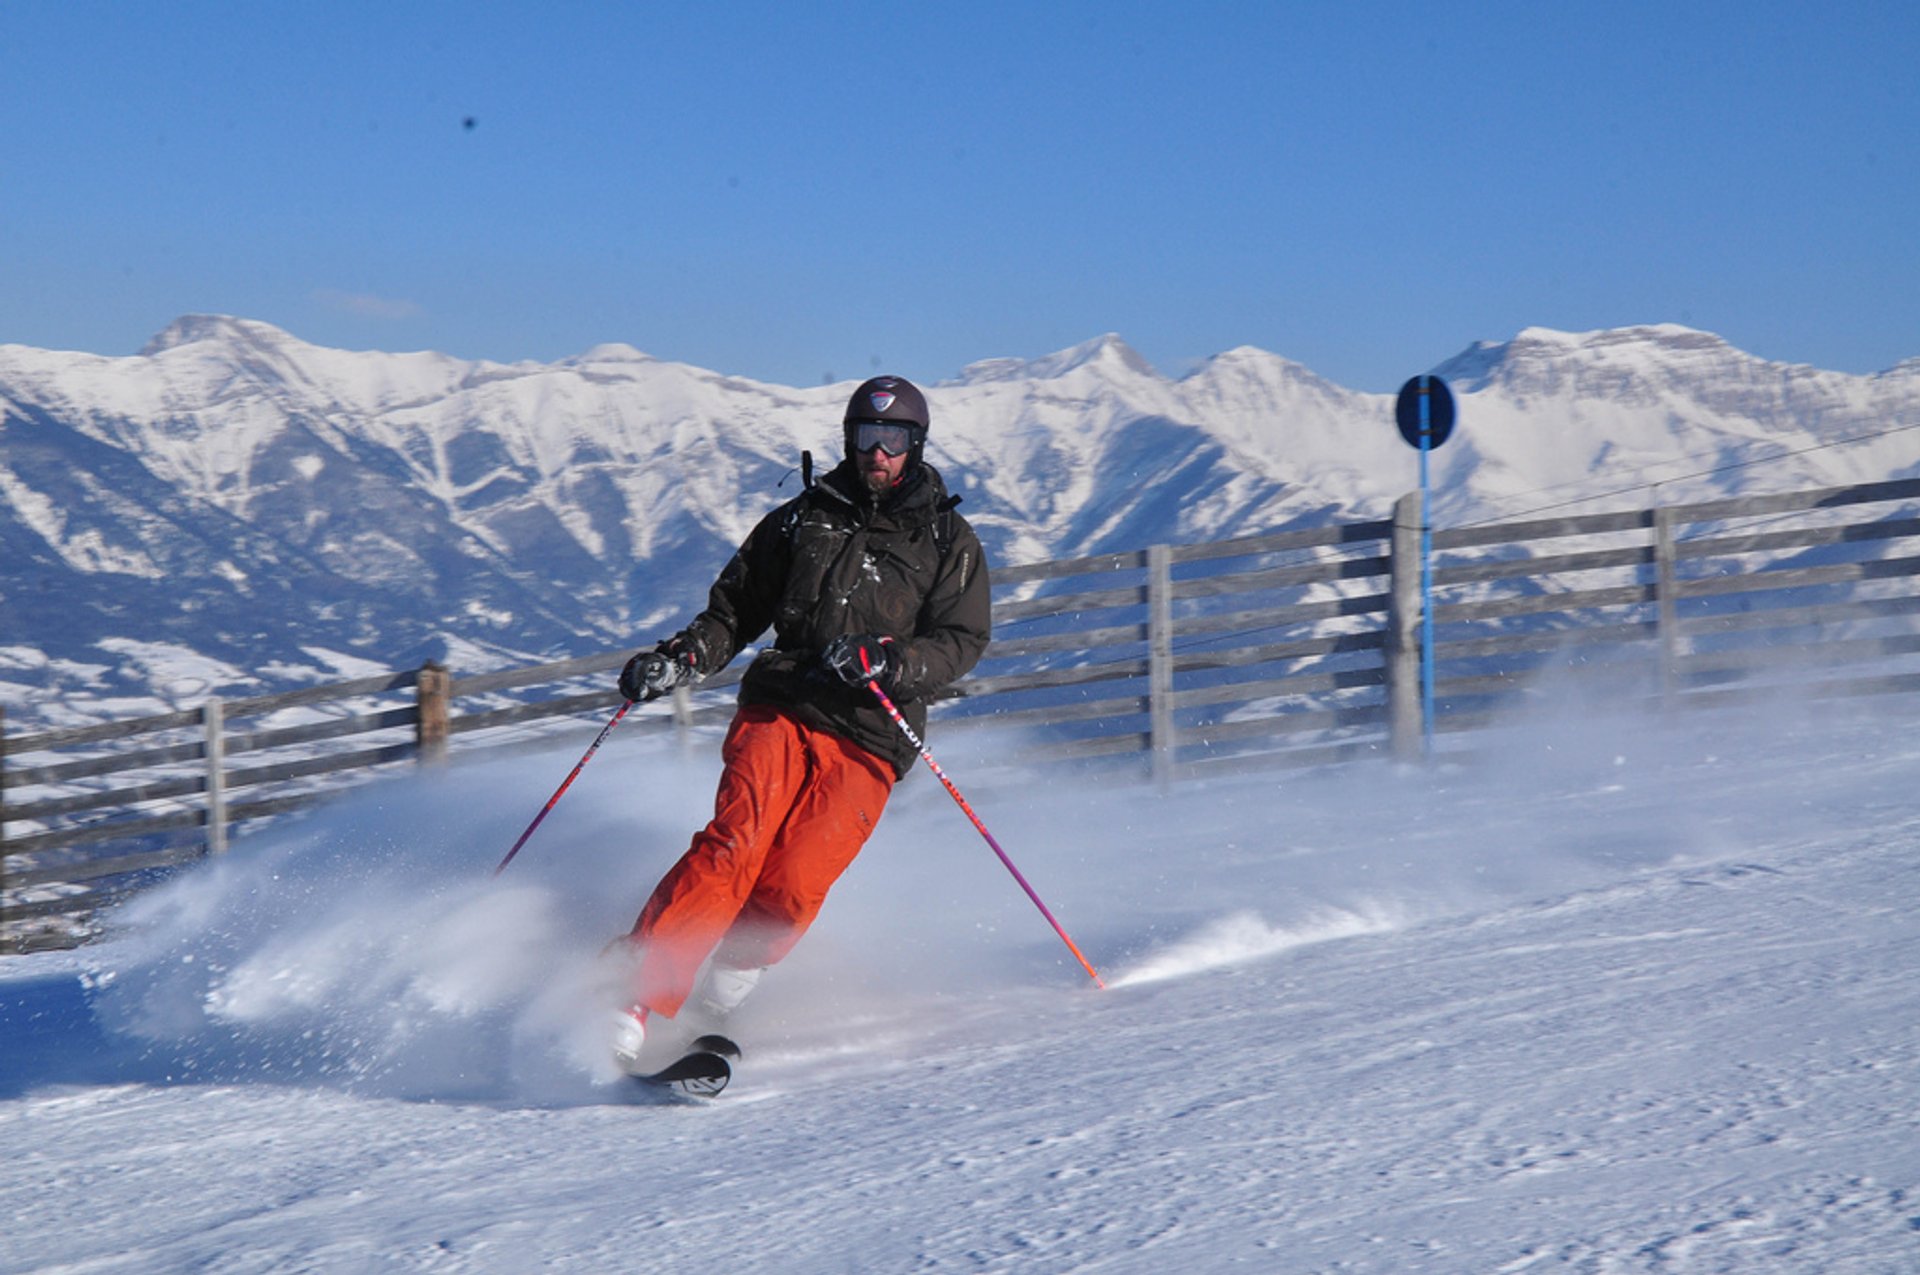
607, 375, 992, 1071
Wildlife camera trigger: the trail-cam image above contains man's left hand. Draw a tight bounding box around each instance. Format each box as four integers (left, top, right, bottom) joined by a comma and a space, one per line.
823, 634, 895, 690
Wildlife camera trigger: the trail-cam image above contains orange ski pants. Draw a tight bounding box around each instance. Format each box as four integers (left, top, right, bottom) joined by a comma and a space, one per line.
626, 704, 895, 1017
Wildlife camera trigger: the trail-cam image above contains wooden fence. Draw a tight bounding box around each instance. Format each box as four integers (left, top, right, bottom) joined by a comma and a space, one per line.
1422, 475, 1920, 729
6, 474, 1920, 951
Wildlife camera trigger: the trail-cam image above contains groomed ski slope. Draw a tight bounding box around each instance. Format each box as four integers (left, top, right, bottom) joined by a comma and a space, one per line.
3, 687, 1918, 1273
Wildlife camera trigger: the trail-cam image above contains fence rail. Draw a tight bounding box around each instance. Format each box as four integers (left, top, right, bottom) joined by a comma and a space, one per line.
7, 475, 1920, 951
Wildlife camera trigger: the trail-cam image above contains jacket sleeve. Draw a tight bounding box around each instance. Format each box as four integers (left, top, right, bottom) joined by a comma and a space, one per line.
673, 501, 796, 675
890, 517, 992, 702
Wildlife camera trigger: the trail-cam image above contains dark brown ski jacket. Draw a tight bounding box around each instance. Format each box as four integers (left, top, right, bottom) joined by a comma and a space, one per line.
668, 459, 991, 777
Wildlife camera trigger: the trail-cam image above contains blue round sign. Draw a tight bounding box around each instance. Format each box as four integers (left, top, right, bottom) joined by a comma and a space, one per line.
1395, 375, 1456, 450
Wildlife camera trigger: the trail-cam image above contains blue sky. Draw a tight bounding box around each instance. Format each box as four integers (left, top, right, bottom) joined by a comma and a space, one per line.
3, 2, 1914, 390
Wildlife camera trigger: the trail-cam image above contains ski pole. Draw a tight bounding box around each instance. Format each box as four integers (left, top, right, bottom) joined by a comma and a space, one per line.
493, 698, 634, 876
860, 661, 1105, 989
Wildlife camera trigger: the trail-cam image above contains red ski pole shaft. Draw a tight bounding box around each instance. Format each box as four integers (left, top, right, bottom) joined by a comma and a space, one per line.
863, 672, 1105, 989
493, 698, 634, 877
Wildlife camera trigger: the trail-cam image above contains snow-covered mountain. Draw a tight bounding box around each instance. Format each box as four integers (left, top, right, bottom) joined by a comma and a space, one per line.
2, 317, 1916, 725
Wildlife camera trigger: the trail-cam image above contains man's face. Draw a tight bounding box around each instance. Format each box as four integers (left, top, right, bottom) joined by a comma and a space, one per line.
858, 442, 908, 493
850, 420, 913, 493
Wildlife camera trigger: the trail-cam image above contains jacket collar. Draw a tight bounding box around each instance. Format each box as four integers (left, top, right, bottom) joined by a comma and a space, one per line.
815, 459, 947, 524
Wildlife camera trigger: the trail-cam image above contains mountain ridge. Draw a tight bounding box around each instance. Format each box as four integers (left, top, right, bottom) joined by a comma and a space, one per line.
3, 318, 1916, 727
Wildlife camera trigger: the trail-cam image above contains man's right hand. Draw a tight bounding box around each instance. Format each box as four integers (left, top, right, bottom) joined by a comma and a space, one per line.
618, 644, 697, 702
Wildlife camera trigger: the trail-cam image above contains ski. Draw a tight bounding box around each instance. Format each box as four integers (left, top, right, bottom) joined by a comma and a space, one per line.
634, 1049, 731, 1098
630, 1034, 743, 1100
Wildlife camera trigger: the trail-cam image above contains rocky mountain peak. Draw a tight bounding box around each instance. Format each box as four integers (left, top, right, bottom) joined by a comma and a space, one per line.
954, 333, 1159, 386
138, 314, 299, 358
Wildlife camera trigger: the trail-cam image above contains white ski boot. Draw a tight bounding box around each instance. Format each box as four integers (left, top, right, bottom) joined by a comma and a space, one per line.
693, 964, 764, 1021
609, 1004, 650, 1074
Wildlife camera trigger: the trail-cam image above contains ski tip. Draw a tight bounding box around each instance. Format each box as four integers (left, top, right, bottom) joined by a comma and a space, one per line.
687, 1033, 742, 1061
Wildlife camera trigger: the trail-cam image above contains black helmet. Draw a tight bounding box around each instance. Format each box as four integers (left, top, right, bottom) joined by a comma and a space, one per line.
843, 375, 929, 465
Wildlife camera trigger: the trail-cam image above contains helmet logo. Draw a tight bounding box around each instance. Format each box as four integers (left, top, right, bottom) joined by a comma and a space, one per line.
869, 390, 896, 413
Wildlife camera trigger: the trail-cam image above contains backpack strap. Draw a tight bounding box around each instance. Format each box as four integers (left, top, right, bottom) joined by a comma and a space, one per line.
933, 495, 962, 561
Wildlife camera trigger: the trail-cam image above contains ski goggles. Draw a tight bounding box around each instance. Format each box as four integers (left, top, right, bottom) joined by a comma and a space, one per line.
851, 421, 916, 457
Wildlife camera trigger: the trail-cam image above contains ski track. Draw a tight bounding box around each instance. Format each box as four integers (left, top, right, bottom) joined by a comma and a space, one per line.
3, 700, 1920, 1272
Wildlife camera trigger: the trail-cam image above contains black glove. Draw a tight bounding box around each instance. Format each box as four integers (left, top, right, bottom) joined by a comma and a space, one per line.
823, 633, 895, 691
618, 641, 698, 702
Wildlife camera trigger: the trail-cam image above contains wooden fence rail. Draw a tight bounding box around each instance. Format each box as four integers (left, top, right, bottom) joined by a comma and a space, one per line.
6, 475, 1920, 950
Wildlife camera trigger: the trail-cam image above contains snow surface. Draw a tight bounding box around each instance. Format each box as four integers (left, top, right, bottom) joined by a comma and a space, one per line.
3, 686, 1918, 1272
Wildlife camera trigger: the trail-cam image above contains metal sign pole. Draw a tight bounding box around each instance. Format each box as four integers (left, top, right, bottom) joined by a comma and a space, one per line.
1394, 374, 1457, 762
1419, 384, 1435, 759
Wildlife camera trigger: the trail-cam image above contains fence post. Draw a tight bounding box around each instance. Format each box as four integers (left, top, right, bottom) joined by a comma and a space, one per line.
1387, 491, 1425, 761
1653, 505, 1679, 698
204, 698, 228, 856
1147, 542, 1176, 787
671, 684, 694, 753
1, 705, 9, 930
416, 660, 451, 764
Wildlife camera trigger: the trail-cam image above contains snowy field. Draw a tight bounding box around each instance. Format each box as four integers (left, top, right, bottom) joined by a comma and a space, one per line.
3, 686, 1918, 1273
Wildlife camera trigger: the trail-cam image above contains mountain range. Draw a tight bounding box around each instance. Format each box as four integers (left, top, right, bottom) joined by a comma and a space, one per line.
3, 317, 1916, 729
